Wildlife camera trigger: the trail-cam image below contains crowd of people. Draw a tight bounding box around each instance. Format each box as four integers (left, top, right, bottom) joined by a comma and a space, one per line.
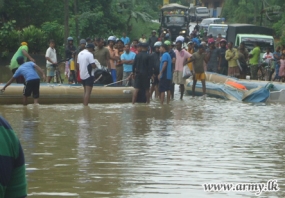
2, 29, 285, 106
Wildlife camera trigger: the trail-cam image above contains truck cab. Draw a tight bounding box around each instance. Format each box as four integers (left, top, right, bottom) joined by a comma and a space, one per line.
160, 3, 189, 41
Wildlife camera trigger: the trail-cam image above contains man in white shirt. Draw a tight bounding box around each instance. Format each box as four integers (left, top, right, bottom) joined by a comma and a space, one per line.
45, 39, 57, 83
77, 43, 97, 106
263, 47, 274, 64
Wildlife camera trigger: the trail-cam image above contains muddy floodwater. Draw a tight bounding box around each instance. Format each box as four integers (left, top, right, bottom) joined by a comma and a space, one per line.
0, 94, 285, 198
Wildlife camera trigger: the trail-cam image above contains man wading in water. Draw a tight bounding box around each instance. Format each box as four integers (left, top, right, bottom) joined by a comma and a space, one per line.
77, 43, 97, 106
132, 43, 152, 104
1, 56, 46, 105
173, 36, 191, 100
185, 45, 208, 99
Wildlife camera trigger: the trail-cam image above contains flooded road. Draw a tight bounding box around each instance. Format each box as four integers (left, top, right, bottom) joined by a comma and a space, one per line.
0, 96, 285, 197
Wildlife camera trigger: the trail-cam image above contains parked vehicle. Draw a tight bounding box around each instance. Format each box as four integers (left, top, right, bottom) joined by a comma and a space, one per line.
189, 6, 210, 22
208, 24, 228, 38
226, 24, 275, 63
159, 3, 190, 41
200, 18, 223, 30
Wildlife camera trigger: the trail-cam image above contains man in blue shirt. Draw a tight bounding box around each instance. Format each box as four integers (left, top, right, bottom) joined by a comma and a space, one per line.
121, 44, 136, 86
121, 32, 130, 45
1, 56, 46, 105
158, 44, 172, 105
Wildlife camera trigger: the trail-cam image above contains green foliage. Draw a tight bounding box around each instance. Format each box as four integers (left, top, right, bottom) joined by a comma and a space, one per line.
221, 0, 285, 44
129, 19, 160, 41
20, 25, 46, 53
0, 0, 162, 54
41, 21, 64, 47
0, 21, 20, 52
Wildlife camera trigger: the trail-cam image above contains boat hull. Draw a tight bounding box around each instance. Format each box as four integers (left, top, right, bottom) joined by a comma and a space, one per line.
0, 84, 134, 104
185, 72, 271, 103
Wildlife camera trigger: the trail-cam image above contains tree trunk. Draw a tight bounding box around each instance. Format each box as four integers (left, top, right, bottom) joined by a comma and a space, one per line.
64, 0, 69, 49
126, 14, 132, 35
74, 0, 79, 45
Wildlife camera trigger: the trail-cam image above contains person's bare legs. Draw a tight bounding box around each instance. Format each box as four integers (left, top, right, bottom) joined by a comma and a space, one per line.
155, 84, 159, 99
180, 84, 185, 99
160, 92, 165, 105
192, 79, 197, 97
201, 79, 206, 95
132, 89, 139, 104
150, 85, 155, 99
167, 91, 171, 104
170, 83, 175, 99
34, 98, 39, 105
83, 86, 93, 106
145, 89, 150, 104
47, 76, 52, 83
23, 96, 28, 106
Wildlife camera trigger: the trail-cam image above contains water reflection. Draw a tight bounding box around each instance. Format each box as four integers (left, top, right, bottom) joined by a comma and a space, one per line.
0, 99, 284, 197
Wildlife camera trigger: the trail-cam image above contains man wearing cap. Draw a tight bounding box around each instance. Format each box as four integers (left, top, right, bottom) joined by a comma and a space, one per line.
121, 32, 130, 45
132, 42, 152, 104
206, 41, 220, 73
148, 30, 158, 53
94, 38, 110, 70
1, 56, 46, 105
45, 39, 57, 83
150, 41, 162, 99
121, 44, 136, 86
164, 40, 176, 99
9, 42, 35, 84
218, 39, 228, 75
173, 36, 191, 100
77, 43, 97, 106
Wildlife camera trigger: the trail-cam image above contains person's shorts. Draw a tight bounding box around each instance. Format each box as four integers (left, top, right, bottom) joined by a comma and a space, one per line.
82, 76, 95, 87
46, 64, 55, 77
151, 74, 159, 85
116, 65, 123, 81
23, 79, 40, 98
173, 71, 185, 85
194, 73, 206, 81
134, 74, 150, 90
159, 78, 171, 92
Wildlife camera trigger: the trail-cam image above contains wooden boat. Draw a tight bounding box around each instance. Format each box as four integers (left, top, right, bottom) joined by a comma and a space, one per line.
0, 83, 134, 104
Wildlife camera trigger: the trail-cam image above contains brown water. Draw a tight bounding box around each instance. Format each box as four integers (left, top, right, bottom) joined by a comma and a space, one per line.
0, 96, 285, 198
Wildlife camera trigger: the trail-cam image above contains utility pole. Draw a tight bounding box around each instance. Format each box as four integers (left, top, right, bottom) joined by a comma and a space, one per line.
260, 0, 263, 26
64, 0, 70, 49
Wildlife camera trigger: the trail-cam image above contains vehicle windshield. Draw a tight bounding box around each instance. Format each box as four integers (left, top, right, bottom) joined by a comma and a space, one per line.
164, 16, 185, 23
241, 38, 274, 53
201, 19, 223, 25
201, 19, 211, 25
196, 8, 208, 13
208, 26, 228, 37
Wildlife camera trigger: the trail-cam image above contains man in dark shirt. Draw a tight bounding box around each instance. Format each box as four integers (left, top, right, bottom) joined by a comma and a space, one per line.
218, 39, 228, 75
132, 43, 152, 104
150, 41, 161, 99
148, 30, 158, 53
66, 37, 76, 60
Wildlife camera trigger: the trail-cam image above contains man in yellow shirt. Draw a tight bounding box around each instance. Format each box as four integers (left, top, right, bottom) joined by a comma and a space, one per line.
225, 42, 239, 77
187, 41, 194, 71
